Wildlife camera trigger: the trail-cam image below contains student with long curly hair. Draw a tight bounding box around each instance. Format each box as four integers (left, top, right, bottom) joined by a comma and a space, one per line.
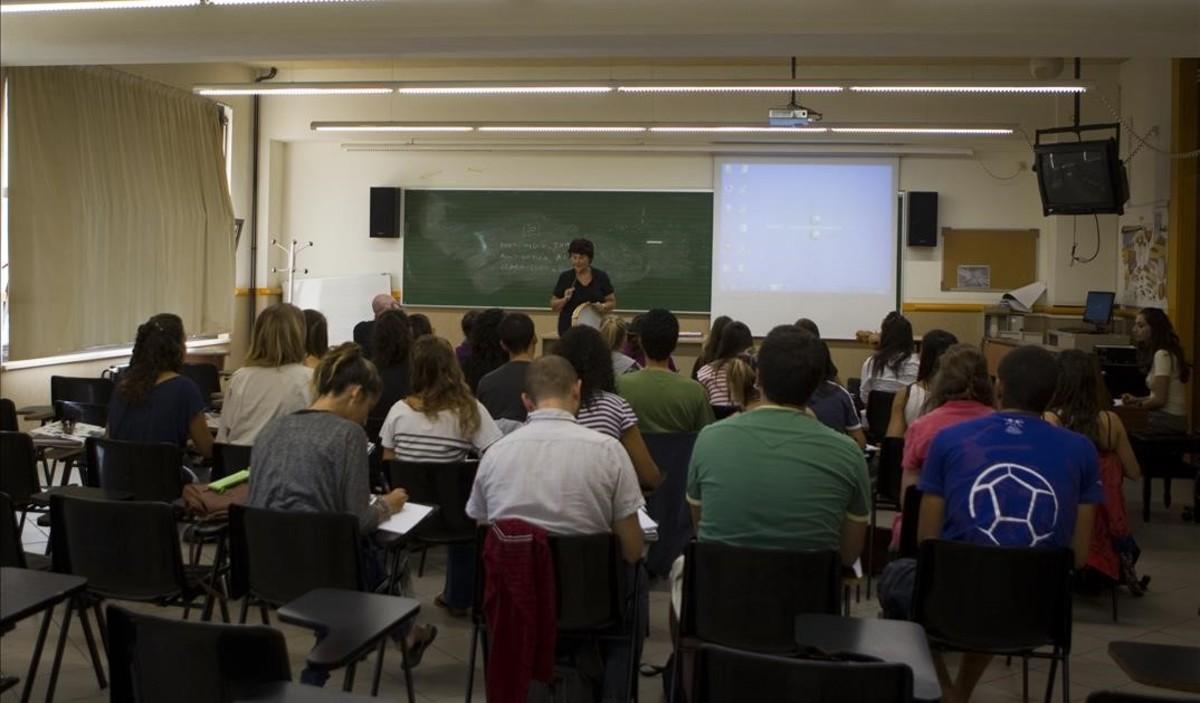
370, 309, 412, 419
1123, 307, 1191, 433
108, 313, 212, 458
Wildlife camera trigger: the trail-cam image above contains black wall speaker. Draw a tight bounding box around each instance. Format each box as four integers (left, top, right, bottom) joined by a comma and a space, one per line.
369, 187, 403, 238
907, 191, 938, 247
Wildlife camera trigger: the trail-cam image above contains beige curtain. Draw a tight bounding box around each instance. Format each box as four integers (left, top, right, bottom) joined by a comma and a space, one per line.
6, 66, 234, 361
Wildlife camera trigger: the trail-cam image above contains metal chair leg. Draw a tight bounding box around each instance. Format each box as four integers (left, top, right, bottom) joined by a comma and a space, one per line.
342, 661, 357, 693
239, 598, 250, 624
46, 600, 76, 701
1042, 653, 1058, 703
1060, 655, 1069, 703
259, 604, 270, 626
76, 599, 108, 689
465, 623, 479, 703
1022, 656, 1029, 702
371, 637, 387, 697
19, 604, 55, 703
400, 624, 416, 703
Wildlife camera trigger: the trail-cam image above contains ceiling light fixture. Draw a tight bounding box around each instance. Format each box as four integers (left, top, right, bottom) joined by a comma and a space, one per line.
396, 86, 612, 95
477, 126, 647, 133
1, 0, 196, 12
195, 84, 392, 96
830, 127, 1014, 135
618, 84, 843, 94
207, 0, 372, 4
650, 126, 828, 133
312, 124, 474, 132
850, 83, 1088, 94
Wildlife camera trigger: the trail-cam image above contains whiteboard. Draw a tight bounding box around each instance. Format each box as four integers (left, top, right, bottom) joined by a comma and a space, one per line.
291, 273, 393, 346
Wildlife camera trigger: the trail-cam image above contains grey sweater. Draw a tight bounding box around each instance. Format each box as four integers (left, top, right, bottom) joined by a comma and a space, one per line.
247, 410, 382, 533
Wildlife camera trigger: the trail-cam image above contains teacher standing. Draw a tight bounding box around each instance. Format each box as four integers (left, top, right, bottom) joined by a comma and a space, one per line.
550, 238, 616, 336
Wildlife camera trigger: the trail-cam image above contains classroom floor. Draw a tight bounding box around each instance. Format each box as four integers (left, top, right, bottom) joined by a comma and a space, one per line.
2, 479, 1196, 703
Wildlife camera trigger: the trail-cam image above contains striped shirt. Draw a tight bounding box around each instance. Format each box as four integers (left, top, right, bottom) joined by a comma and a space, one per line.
380, 399, 503, 463
697, 362, 733, 407
577, 390, 638, 440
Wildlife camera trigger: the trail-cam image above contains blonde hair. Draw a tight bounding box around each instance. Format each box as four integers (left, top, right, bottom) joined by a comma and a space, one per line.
246, 303, 307, 368
599, 315, 628, 352
726, 355, 760, 408
408, 335, 481, 437
314, 343, 382, 399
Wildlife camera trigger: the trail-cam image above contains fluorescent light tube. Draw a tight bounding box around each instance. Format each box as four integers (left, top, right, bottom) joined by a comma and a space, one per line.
477, 126, 647, 133
830, 127, 1014, 135
850, 85, 1087, 94
2, 0, 196, 11
396, 86, 612, 95
313, 125, 474, 132
618, 85, 843, 93
650, 126, 828, 133
196, 86, 392, 96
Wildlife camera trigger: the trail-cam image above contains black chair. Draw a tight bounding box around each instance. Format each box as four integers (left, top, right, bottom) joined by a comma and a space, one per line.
364, 416, 387, 492
691, 643, 914, 703
181, 362, 223, 409
913, 540, 1074, 703
84, 437, 184, 503
384, 460, 479, 578
846, 378, 865, 413
211, 442, 252, 482
711, 405, 738, 420
1129, 431, 1200, 522
866, 436, 905, 595
0, 398, 18, 432
53, 399, 108, 427
642, 432, 698, 578
864, 390, 897, 445
51, 375, 114, 405
0, 491, 49, 570
106, 604, 291, 703
897, 487, 924, 560
0, 431, 44, 529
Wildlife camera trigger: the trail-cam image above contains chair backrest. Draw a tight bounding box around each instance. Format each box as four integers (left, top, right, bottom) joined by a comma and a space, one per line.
846, 378, 864, 411
898, 487, 924, 559
364, 416, 387, 492
0, 398, 18, 432
548, 532, 629, 631
211, 442, 253, 482
0, 492, 28, 569
106, 604, 291, 703
0, 431, 42, 505
54, 399, 108, 427
51, 375, 114, 406
692, 643, 913, 703
228, 504, 363, 606
865, 391, 897, 444
180, 363, 221, 401
51, 495, 187, 601
642, 432, 698, 577
680, 541, 842, 653
384, 460, 479, 541
913, 539, 1073, 653
876, 437, 905, 504
84, 437, 184, 502
711, 405, 738, 420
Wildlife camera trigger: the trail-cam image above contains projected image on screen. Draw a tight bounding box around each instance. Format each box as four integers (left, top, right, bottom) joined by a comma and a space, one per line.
712, 158, 899, 340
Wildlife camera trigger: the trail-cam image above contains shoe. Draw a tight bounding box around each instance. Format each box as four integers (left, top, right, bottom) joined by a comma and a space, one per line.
405, 625, 437, 668
434, 594, 469, 618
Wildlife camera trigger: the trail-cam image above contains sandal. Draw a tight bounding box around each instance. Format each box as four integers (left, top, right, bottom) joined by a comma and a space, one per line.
434, 594, 470, 618
405, 625, 438, 668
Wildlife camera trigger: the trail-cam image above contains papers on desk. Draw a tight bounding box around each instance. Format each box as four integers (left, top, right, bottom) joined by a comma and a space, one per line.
28, 421, 105, 448
376, 502, 435, 536
638, 508, 658, 542
205, 412, 221, 431
850, 558, 863, 579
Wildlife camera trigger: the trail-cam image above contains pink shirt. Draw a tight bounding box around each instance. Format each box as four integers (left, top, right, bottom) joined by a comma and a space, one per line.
902, 400, 994, 474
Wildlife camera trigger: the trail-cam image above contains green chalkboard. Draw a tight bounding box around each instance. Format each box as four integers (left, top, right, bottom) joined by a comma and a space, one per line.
402, 189, 713, 312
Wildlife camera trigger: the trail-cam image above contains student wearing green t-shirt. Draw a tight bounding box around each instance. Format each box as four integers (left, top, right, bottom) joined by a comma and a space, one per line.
616, 308, 715, 433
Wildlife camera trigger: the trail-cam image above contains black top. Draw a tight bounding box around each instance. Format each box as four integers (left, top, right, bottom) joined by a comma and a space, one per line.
107, 375, 206, 448
352, 319, 375, 357
476, 360, 531, 422
553, 267, 613, 335
371, 363, 410, 418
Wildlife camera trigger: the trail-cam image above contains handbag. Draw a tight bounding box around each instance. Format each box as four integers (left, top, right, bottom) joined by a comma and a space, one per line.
182, 481, 249, 522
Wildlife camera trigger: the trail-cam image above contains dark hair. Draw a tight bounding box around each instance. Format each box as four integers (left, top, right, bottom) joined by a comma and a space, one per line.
462, 308, 508, 392
314, 342, 382, 399
1137, 307, 1191, 383
757, 325, 825, 406
795, 318, 821, 338
870, 314, 915, 377
926, 344, 994, 410
556, 325, 615, 399
713, 321, 753, 365
698, 316, 733, 366
408, 313, 433, 339
639, 308, 680, 361
372, 309, 411, 368
997, 345, 1059, 413
119, 313, 186, 405
303, 309, 328, 360
460, 310, 480, 337
568, 238, 595, 261
1049, 350, 1106, 446
916, 329, 959, 382
816, 339, 840, 382
499, 312, 536, 354
525, 355, 578, 403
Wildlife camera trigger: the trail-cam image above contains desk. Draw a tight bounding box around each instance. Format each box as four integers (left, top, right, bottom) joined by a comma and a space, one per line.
0, 568, 88, 703
29, 485, 133, 508
794, 614, 940, 702
15, 406, 54, 423
1127, 431, 1200, 522
1109, 641, 1200, 694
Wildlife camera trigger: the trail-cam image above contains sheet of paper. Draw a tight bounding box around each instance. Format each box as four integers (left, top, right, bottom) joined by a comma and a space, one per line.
638, 508, 658, 538
376, 501, 435, 536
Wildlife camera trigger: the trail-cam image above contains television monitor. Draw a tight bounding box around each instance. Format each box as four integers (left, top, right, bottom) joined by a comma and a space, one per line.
1034, 139, 1128, 216
1083, 290, 1115, 329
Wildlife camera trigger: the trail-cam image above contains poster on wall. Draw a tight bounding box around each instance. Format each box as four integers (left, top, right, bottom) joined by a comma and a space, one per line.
1119, 209, 1168, 310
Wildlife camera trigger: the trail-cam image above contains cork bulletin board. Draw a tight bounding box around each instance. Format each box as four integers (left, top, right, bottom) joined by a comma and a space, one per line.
940, 228, 1039, 292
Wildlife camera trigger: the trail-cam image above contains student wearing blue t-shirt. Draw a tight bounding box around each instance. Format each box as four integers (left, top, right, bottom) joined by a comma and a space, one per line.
906, 345, 1101, 703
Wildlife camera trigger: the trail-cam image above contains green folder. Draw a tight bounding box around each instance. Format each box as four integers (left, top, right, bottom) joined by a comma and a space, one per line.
209, 469, 249, 493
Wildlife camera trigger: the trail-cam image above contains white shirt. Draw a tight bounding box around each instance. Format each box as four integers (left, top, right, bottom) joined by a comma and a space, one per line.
1147, 349, 1188, 417
859, 355, 920, 404
380, 399, 502, 463
905, 383, 930, 426
466, 408, 645, 535
217, 364, 313, 445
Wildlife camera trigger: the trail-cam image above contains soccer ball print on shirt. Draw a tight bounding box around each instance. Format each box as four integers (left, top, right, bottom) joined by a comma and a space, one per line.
968, 463, 1060, 546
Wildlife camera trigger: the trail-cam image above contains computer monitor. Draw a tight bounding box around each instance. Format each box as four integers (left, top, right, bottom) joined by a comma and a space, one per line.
1083, 291, 1115, 329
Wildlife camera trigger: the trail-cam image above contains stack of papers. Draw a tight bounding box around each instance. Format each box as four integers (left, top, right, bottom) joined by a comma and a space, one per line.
28, 421, 105, 448
377, 502, 435, 536
638, 508, 658, 542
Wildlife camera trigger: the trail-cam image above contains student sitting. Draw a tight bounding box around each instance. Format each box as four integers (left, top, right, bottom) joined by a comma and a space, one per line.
370, 309, 412, 420
466, 355, 646, 702
624, 312, 678, 373
557, 326, 662, 490
886, 329, 958, 438
218, 303, 313, 445
408, 313, 434, 339
107, 313, 213, 458
247, 343, 433, 679
806, 337, 867, 449
676, 325, 871, 614
1124, 307, 1192, 433
462, 308, 508, 394
600, 314, 641, 376
352, 293, 399, 357
859, 313, 919, 405
477, 312, 536, 423
617, 309, 715, 433
455, 309, 479, 365
882, 345, 1101, 703
690, 315, 732, 380
696, 321, 753, 407
302, 309, 328, 370
725, 354, 762, 412
1047, 350, 1145, 593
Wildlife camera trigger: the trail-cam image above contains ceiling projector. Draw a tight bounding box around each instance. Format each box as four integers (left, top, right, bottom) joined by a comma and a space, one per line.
768, 102, 823, 127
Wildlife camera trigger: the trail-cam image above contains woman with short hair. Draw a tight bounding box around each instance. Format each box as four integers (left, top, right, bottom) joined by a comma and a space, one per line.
550, 237, 616, 336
